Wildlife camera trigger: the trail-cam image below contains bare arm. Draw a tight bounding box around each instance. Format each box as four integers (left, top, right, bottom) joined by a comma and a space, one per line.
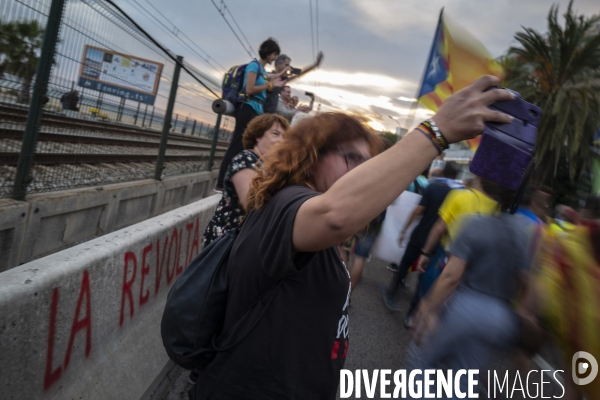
245, 72, 267, 96
423, 217, 447, 255
268, 67, 290, 82
291, 76, 514, 253
286, 51, 323, 83
419, 255, 466, 313
416, 217, 447, 272
246, 72, 285, 96
231, 169, 257, 211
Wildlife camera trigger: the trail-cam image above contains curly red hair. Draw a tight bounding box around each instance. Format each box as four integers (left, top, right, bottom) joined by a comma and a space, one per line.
246, 112, 383, 211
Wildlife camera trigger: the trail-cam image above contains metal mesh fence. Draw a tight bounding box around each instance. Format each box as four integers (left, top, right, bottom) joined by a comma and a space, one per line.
0, 0, 232, 198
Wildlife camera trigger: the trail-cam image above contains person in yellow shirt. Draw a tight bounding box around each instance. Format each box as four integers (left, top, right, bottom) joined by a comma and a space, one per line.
416, 176, 500, 271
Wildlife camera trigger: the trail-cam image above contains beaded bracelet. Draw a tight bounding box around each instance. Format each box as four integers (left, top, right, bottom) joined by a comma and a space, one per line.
416, 127, 442, 155
420, 119, 449, 150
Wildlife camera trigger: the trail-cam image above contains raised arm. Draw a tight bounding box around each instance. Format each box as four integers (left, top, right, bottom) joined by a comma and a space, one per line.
416, 217, 447, 272
286, 51, 324, 83
292, 76, 514, 253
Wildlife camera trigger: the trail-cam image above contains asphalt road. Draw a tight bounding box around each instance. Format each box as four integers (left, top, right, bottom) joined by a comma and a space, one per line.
163, 257, 568, 400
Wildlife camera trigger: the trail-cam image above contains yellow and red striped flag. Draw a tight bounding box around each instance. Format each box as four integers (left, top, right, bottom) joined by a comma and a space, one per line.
417, 10, 503, 152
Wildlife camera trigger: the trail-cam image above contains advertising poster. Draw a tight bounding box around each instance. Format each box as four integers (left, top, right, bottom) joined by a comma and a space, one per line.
78, 45, 163, 105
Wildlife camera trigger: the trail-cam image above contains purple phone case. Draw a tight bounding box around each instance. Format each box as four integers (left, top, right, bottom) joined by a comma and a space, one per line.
469, 93, 541, 190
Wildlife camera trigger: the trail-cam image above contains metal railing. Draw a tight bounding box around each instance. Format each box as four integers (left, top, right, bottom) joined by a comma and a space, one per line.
0, 0, 233, 199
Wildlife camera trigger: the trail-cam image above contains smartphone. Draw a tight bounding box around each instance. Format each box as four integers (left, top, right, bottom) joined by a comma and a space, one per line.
469, 89, 541, 191
289, 67, 301, 75
305, 91, 314, 97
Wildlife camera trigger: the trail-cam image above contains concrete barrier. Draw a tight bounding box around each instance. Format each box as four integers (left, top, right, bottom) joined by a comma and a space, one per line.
0, 195, 220, 400
0, 170, 218, 271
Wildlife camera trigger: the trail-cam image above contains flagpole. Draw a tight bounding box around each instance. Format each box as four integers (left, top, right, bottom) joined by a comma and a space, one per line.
403, 7, 444, 132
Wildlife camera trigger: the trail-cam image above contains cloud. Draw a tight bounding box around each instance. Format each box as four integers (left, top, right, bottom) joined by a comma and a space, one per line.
294, 70, 415, 92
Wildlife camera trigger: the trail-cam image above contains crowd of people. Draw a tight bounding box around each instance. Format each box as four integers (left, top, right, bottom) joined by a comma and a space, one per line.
186, 37, 600, 400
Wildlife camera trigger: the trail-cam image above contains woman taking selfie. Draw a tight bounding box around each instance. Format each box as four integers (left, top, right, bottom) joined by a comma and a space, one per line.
195, 76, 514, 399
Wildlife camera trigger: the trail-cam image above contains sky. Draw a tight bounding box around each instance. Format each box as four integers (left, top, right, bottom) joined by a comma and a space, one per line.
110, 0, 599, 131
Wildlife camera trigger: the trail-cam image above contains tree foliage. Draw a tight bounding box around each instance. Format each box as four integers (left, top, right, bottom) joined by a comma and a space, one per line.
502, 1, 600, 187
0, 20, 46, 104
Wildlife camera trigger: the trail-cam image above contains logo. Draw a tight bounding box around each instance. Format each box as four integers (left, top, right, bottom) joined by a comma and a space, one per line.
572, 351, 598, 386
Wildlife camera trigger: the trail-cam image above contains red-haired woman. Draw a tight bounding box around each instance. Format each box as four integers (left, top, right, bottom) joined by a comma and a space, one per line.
194, 76, 515, 399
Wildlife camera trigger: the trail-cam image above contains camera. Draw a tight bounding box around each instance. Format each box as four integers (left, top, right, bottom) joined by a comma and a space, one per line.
305, 92, 314, 97
285, 67, 302, 77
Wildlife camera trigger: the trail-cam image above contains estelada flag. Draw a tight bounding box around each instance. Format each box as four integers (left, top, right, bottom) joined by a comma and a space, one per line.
417, 10, 503, 151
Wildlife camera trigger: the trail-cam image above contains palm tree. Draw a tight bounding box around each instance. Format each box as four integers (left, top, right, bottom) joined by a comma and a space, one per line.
502, 1, 600, 195
0, 20, 46, 104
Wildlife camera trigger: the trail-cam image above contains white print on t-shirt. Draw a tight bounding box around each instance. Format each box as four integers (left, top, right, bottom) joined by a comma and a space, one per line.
341, 260, 351, 312
337, 258, 351, 340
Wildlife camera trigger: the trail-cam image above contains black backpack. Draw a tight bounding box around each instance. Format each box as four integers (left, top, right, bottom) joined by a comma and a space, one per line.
160, 227, 279, 370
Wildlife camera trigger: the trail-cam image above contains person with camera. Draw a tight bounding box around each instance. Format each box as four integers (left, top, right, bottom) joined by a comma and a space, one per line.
276, 86, 315, 123
263, 52, 324, 114
193, 76, 515, 399
216, 38, 288, 192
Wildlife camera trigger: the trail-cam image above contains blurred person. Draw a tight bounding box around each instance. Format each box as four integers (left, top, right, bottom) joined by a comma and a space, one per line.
514, 186, 551, 226
203, 114, 289, 246
347, 212, 386, 293
381, 162, 460, 316
216, 38, 288, 192
519, 196, 600, 400
60, 90, 79, 111
415, 175, 501, 274
410, 181, 530, 398
462, 175, 476, 189
277, 86, 314, 122
263, 52, 324, 114
194, 77, 515, 399
428, 167, 444, 178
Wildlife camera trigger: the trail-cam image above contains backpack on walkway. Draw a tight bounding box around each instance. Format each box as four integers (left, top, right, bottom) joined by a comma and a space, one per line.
161, 227, 279, 370
221, 60, 267, 105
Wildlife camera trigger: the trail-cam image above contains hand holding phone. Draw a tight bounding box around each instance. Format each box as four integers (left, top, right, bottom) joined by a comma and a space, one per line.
469, 88, 541, 190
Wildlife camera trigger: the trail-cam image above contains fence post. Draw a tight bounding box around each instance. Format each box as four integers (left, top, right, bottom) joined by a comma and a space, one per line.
133, 101, 141, 125
12, 0, 66, 200
117, 97, 125, 122
141, 103, 148, 127
149, 106, 155, 128
207, 114, 222, 171
199, 122, 204, 136
191, 119, 196, 136
154, 56, 183, 181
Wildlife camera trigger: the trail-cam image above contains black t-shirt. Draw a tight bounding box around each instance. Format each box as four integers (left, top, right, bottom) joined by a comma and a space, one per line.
409, 181, 453, 248
263, 86, 283, 114
195, 185, 351, 400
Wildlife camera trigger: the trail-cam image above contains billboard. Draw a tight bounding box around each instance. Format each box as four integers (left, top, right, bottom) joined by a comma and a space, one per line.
78, 45, 163, 105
